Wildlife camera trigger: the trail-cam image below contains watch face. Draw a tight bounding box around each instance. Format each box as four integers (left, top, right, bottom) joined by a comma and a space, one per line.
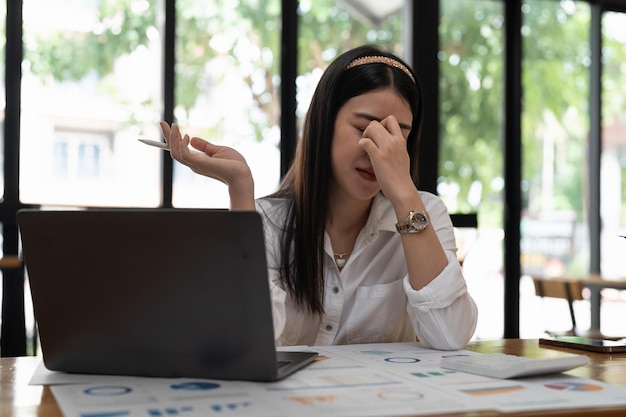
411, 212, 428, 230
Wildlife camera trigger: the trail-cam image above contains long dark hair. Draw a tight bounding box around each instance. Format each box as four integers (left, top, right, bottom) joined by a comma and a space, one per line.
270, 44, 423, 314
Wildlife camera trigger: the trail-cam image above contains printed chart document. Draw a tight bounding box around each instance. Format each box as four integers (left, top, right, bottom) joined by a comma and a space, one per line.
33, 342, 626, 417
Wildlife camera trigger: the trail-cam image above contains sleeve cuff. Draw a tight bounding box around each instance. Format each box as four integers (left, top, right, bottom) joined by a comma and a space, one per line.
403, 251, 468, 311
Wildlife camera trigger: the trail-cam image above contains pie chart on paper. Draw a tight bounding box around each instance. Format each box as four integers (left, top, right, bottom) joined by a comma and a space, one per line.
544, 382, 603, 392
170, 381, 221, 391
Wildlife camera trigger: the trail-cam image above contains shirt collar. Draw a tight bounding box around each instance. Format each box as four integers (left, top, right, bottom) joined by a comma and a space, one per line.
324, 193, 396, 255
364, 193, 397, 236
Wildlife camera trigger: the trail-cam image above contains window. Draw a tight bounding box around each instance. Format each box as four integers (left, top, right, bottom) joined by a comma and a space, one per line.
0, 0, 6, 349
171, 0, 407, 208
52, 130, 109, 180
0, 0, 4, 198
600, 11, 626, 279
297, 0, 406, 124
439, 0, 505, 339
438, 0, 626, 339
20, 0, 164, 207
172, 0, 282, 207
520, 1, 591, 285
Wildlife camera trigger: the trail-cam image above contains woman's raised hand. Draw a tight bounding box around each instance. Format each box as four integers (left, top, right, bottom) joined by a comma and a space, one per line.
160, 121, 255, 210
359, 116, 415, 204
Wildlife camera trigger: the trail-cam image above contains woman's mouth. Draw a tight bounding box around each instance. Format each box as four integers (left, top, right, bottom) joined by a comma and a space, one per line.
357, 167, 377, 182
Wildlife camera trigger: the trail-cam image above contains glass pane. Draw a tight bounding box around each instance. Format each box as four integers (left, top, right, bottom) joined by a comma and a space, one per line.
172, 0, 282, 207
439, 0, 504, 339
0, 0, 3, 343
0, 2, 5, 197
600, 12, 626, 284
297, 0, 406, 127
520, 1, 590, 336
21, 0, 163, 207
172, 0, 406, 208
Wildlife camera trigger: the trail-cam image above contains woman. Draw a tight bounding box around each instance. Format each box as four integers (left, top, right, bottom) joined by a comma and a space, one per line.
162, 44, 478, 350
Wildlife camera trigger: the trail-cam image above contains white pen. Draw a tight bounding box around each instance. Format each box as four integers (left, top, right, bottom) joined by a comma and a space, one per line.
138, 138, 170, 150
138, 138, 203, 154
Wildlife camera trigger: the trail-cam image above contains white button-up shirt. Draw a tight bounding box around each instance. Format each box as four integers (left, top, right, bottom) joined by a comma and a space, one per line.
256, 192, 478, 350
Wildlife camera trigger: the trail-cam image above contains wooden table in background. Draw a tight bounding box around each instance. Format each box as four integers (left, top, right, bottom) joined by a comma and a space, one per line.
579, 274, 626, 334
2, 339, 626, 417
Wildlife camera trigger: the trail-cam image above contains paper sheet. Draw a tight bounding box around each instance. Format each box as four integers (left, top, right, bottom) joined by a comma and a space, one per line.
36, 342, 626, 416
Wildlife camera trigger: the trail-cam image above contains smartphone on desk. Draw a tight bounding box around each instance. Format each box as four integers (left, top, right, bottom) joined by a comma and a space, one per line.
539, 336, 626, 353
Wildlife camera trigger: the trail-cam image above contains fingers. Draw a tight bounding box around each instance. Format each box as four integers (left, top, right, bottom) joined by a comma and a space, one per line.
160, 121, 218, 156
168, 123, 184, 157
358, 137, 377, 155
160, 121, 192, 151
359, 115, 411, 185
155, 121, 254, 209
379, 115, 404, 139
160, 121, 171, 145
362, 116, 404, 145
162, 123, 224, 178
189, 136, 218, 156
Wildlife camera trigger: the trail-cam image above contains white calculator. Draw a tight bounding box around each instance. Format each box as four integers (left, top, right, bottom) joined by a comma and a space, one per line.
440, 353, 588, 379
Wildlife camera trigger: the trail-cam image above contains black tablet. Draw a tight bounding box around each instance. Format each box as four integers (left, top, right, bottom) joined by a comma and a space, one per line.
539, 336, 626, 353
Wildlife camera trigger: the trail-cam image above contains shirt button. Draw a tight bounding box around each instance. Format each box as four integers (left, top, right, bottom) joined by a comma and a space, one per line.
325, 325, 333, 331
332, 286, 339, 294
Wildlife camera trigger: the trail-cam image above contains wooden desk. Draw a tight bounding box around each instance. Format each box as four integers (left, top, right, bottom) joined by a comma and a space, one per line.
2, 339, 626, 417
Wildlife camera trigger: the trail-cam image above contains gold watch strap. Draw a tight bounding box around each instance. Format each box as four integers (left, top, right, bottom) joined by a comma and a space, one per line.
395, 211, 430, 233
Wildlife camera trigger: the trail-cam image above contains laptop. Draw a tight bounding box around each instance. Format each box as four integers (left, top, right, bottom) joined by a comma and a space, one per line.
17, 209, 317, 381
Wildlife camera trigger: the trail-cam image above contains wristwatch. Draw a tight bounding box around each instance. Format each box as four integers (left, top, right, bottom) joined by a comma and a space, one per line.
395, 211, 430, 234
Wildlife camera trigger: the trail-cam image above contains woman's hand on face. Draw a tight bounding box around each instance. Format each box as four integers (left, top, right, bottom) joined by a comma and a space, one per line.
160, 121, 255, 209
359, 116, 415, 202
